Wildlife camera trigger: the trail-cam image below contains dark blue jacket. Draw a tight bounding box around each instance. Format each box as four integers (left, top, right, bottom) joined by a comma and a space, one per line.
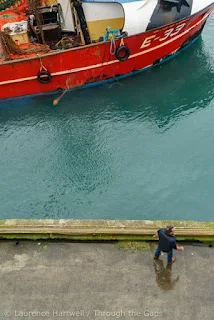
158, 228, 177, 252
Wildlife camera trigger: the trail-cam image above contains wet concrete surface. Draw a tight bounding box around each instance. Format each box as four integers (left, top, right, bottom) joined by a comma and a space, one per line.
0, 241, 213, 320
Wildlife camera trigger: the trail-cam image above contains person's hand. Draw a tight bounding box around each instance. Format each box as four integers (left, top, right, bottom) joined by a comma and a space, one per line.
180, 246, 184, 251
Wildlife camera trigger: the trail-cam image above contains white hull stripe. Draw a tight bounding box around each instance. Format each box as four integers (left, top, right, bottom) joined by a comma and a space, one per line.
0, 9, 212, 87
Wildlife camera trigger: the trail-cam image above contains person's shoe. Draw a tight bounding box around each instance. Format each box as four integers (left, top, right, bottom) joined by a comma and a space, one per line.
154, 256, 160, 260
168, 257, 176, 265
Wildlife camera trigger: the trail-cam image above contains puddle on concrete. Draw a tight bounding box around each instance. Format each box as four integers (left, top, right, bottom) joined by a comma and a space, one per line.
153, 260, 180, 291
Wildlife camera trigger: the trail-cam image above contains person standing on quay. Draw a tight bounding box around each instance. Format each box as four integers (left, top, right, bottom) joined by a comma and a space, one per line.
153, 226, 184, 265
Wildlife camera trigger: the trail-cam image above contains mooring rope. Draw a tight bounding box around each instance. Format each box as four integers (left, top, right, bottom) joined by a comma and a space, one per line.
110, 38, 116, 55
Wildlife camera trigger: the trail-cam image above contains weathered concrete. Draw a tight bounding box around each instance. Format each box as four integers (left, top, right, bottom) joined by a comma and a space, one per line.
0, 219, 214, 242
0, 241, 213, 320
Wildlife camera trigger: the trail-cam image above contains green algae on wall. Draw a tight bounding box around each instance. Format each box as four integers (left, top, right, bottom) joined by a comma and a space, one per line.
0, 234, 50, 240
0, 233, 214, 243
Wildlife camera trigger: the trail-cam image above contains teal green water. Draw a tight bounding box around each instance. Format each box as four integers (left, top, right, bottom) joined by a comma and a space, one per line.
0, 15, 214, 221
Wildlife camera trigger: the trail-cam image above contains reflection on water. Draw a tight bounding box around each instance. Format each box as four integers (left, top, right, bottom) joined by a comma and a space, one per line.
0, 19, 214, 220
153, 261, 180, 291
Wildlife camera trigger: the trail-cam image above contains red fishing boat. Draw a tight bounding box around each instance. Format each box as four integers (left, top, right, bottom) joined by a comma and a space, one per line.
0, 0, 213, 100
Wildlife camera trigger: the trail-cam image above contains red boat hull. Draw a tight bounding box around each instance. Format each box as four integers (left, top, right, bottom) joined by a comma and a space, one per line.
0, 5, 213, 100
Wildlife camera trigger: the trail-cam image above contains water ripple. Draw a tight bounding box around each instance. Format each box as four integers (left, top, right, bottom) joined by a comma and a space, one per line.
0, 16, 214, 221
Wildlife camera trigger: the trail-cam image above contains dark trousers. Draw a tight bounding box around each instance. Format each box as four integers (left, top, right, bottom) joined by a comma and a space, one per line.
155, 246, 173, 263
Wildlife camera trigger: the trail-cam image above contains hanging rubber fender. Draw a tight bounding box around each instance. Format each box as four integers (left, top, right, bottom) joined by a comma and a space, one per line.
37, 70, 52, 84
115, 45, 130, 62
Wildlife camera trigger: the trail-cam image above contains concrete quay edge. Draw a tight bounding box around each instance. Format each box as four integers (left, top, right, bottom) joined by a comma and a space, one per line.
0, 219, 214, 242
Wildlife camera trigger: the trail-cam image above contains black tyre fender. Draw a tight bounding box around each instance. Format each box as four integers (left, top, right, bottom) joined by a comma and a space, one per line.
115, 45, 130, 62
37, 70, 52, 84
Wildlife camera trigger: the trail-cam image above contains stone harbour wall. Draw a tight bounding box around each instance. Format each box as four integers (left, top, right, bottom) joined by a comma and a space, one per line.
0, 219, 213, 242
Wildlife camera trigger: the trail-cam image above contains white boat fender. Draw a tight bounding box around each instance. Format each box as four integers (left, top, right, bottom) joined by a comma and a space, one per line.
37, 70, 52, 84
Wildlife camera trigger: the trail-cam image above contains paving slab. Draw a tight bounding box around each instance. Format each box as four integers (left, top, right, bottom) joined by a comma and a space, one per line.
0, 241, 213, 320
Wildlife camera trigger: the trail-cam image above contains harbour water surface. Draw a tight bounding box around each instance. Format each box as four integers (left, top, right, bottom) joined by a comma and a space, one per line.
0, 14, 214, 221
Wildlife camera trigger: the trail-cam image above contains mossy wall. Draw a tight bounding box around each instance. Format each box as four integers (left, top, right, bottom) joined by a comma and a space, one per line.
0, 219, 213, 243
